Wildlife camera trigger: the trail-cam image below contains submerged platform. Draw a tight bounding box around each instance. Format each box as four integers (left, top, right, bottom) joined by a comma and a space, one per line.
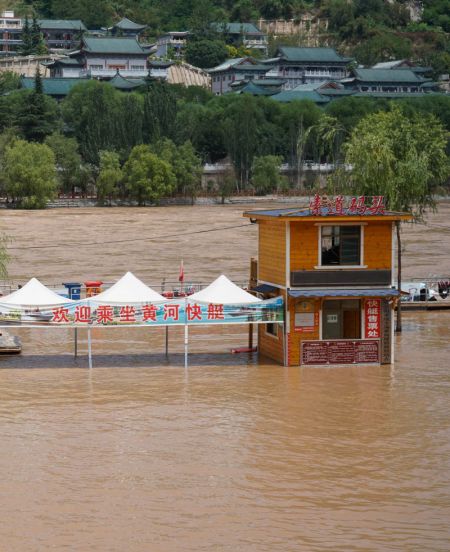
0, 332, 22, 354
400, 301, 450, 311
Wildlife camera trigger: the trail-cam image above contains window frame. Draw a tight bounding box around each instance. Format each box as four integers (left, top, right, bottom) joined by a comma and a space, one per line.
320, 298, 363, 340
265, 322, 278, 338
315, 223, 367, 269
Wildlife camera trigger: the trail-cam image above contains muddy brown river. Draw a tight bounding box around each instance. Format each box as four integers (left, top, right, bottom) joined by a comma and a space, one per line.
0, 202, 449, 551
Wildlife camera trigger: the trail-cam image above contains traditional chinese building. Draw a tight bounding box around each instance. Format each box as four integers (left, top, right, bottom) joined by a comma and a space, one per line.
244, 196, 412, 367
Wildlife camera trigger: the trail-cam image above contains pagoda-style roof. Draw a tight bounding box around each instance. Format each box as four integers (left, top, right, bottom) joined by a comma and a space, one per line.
43, 57, 83, 68
271, 89, 330, 104
109, 72, 146, 89
234, 81, 275, 96
352, 68, 427, 83
38, 19, 87, 31
20, 77, 87, 96
208, 57, 269, 74
80, 36, 148, 55
212, 22, 264, 35
113, 17, 146, 32
275, 47, 352, 64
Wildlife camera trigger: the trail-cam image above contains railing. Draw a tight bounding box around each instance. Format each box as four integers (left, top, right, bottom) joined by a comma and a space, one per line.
80, 68, 148, 78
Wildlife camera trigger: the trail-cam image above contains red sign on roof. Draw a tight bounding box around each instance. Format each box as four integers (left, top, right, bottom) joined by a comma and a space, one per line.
309, 194, 385, 216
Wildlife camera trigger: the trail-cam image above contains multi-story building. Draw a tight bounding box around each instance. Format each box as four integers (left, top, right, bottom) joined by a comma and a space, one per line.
264, 47, 351, 89
109, 17, 147, 38
155, 31, 189, 58
0, 10, 22, 53
39, 19, 87, 50
0, 12, 87, 53
244, 196, 412, 367
214, 22, 268, 54
47, 36, 150, 78
208, 57, 272, 95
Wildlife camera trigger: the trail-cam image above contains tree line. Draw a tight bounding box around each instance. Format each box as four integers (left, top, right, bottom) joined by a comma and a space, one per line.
0, 71, 448, 207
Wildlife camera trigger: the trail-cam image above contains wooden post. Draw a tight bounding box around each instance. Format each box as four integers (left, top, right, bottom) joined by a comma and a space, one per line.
88, 328, 92, 369
74, 328, 78, 358
248, 323, 253, 349
165, 326, 169, 358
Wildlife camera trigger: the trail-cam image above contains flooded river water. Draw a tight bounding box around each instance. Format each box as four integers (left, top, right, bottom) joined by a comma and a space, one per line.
0, 202, 449, 551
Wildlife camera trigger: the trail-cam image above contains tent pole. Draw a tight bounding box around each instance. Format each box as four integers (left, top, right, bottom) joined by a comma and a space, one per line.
184, 324, 188, 369
184, 296, 188, 369
74, 327, 78, 358
88, 328, 93, 369
165, 326, 169, 358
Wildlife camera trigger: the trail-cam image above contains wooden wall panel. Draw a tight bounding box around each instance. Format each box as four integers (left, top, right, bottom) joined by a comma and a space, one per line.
290, 223, 319, 271
364, 222, 392, 269
258, 324, 284, 364
287, 297, 321, 366
258, 220, 286, 285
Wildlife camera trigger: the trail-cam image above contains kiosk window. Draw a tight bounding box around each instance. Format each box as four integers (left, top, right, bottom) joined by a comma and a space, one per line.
321, 226, 361, 265
266, 323, 277, 337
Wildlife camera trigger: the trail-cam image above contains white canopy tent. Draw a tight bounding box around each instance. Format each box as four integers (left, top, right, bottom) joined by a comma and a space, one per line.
0, 277, 74, 306
89, 271, 165, 304
189, 275, 261, 304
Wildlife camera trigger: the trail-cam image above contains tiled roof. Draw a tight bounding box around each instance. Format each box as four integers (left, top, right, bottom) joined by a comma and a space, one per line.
82, 36, 147, 54
113, 17, 146, 31
109, 73, 146, 89
353, 68, 426, 83
21, 77, 87, 96
38, 19, 87, 31
208, 57, 268, 73
271, 89, 330, 103
235, 81, 276, 95
277, 47, 350, 63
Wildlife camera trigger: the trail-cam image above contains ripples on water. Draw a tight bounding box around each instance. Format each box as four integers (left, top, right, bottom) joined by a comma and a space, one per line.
1, 204, 450, 551
0, 315, 449, 552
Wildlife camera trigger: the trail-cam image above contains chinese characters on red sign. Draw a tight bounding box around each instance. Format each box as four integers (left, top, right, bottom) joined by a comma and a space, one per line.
365, 299, 381, 339
309, 194, 385, 216
51, 302, 227, 325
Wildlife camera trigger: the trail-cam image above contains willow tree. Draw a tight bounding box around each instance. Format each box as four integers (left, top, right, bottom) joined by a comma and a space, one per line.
342, 106, 449, 331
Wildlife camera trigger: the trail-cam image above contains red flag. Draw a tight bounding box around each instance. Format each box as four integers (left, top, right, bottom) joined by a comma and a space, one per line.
178, 260, 184, 283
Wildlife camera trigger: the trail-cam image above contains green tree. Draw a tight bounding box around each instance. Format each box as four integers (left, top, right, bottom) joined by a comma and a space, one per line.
3, 139, 57, 208
123, 144, 176, 206
251, 155, 286, 195
185, 39, 228, 69
154, 139, 203, 203
278, 100, 322, 188
31, 16, 47, 55
96, 150, 122, 204
176, 102, 227, 162
19, 17, 34, 56
340, 106, 449, 331
222, 95, 264, 189
0, 72, 20, 95
51, 0, 114, 27
62, 81, 119, 164
143, 81, 177, 143
44, 132, 83, 195
16, 68, 59, 142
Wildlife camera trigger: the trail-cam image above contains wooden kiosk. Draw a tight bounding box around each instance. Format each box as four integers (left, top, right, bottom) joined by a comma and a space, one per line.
244, 195, 412, 367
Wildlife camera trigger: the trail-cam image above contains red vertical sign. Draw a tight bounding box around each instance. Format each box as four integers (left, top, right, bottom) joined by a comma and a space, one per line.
365, 299, 381, 339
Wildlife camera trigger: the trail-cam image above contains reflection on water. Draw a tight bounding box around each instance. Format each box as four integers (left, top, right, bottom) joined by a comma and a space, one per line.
0, 204, 449, 551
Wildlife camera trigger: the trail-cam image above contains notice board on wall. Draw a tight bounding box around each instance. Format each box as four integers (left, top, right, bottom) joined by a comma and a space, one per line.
301, 340, 380, 365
